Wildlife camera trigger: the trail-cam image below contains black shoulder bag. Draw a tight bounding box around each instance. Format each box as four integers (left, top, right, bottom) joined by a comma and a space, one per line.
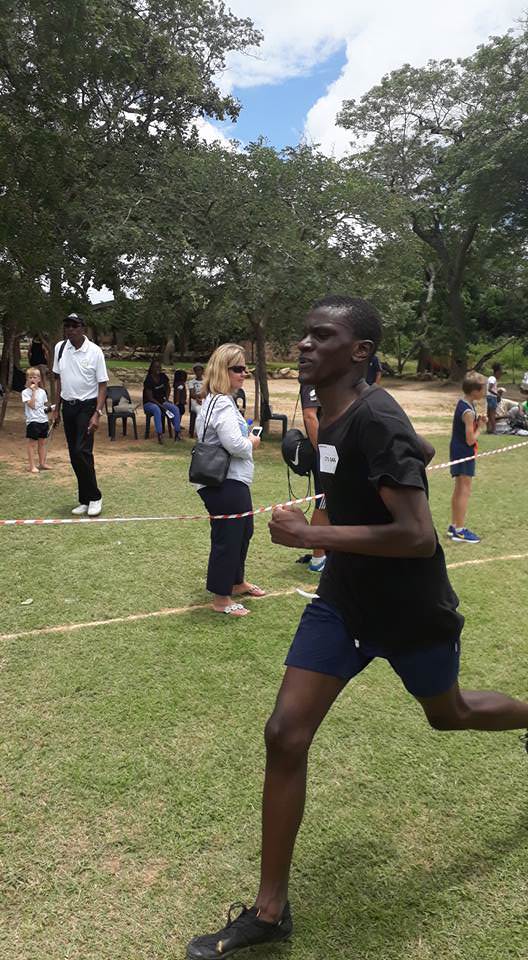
188, 395, 232, 487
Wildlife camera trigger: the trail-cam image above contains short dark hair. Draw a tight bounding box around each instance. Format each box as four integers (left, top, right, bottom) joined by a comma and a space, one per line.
310, 295, 382, 351
492, 362, 502, 373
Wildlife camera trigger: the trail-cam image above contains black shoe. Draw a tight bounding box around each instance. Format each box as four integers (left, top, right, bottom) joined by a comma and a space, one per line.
186, 901, 292, 959
295, 554, 311, 565
520, 731, 528, 754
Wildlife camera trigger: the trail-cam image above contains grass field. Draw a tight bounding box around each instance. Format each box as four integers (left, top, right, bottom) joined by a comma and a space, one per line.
1, 421, 528, 960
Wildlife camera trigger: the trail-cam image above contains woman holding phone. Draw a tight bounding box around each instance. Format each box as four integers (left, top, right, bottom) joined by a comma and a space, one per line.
195, 344, 265, 616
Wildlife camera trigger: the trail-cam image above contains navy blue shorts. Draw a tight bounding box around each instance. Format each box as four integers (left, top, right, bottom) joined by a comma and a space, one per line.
450, 459, 475, 478
285, 599, 460, 699
450, 443, 476, 477
487, 396, 498, 411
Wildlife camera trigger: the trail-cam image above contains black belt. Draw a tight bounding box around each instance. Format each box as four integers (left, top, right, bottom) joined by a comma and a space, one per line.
62, 398, 97, 405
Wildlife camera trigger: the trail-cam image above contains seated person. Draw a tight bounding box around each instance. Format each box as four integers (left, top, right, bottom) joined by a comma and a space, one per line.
143, 358, 181, 443
173, 369, 187, 420
188, 363, 204, 438
496, 388, 519, 420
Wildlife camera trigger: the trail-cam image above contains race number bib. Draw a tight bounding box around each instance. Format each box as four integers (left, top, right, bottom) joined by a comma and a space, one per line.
319, 444, 339, 474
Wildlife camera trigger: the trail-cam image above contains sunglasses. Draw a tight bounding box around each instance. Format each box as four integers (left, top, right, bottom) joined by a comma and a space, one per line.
229, 365, 247, 374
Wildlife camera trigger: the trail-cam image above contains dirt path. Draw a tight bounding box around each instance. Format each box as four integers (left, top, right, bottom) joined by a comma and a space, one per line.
0, 378, 465, 476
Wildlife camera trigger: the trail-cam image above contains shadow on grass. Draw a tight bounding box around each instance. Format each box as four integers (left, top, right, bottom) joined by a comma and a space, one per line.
296, 821, 528, 955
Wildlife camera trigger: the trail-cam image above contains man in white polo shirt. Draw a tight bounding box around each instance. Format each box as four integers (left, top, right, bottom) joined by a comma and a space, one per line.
52, 313, 108, 516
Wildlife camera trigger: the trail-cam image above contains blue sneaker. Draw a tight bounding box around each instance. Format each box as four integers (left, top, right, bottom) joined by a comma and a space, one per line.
308, 555, 326, 573
447, 524, 456, 538
451, 527, 481, 543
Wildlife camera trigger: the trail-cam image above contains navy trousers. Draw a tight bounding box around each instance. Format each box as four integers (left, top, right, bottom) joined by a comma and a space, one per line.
198, 480, 254, 595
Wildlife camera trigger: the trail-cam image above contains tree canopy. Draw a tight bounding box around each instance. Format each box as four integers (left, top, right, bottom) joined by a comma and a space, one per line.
1, 5, 528, 419
338, 23, 528, 375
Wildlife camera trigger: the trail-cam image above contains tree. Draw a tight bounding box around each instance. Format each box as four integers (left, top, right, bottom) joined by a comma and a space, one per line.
143, 139, 385, 419
0, 0, 260, 415
338, 23, 528, 376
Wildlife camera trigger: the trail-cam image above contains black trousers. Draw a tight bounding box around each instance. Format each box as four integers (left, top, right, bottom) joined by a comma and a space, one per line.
198, 480, 254, 596
62, 399, 101, 505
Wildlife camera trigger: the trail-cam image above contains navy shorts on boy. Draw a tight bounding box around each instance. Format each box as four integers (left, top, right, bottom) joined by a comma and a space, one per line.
26, 422, 49, 441
450, 398, 477, 478
292, 387, 464, 694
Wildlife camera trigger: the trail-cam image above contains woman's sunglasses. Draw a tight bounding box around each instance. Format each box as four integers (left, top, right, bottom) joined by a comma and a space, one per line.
229, 365, 247, 374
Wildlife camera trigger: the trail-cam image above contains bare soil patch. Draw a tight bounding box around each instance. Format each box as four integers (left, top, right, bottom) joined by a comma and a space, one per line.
0, 377, 460, 477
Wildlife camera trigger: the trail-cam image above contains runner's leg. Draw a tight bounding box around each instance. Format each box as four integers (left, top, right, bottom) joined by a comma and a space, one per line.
417, 681, 528, 730
255, 666, 347, 921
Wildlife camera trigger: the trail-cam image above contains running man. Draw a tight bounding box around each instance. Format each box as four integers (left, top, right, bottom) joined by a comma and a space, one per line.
186, 295, 528, 959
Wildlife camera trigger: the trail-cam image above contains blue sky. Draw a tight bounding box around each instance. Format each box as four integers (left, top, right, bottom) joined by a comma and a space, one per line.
222, 47, 348, 149
202, 0, 527, 156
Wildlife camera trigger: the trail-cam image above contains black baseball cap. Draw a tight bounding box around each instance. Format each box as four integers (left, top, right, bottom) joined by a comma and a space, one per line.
64, 313, 85, 326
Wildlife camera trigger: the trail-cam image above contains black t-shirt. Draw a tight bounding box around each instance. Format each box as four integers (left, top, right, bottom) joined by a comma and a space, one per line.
143, 372, 169, 405
316, 387, 463, 651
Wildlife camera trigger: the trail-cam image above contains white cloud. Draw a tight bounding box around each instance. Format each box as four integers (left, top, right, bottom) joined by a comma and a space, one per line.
191, 117, 239, 149
225, 0, 526, 153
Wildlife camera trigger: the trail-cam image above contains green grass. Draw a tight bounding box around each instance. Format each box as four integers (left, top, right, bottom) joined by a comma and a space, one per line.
1, 429, 528, 960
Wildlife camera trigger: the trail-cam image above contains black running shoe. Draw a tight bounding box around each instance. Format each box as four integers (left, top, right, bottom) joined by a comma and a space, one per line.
295, 554, 311, 564
186, 901, 292, 959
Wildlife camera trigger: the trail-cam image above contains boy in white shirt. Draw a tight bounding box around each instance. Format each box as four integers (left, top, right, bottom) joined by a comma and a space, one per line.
21, 367, 51, 473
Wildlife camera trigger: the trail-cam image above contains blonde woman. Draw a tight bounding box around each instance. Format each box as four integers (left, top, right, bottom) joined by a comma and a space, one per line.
195, 344, 265, 616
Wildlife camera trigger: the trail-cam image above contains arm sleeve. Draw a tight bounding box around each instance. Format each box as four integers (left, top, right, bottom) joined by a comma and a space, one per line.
212, 397, 253, 459
95, 347, 109, 383
52, 342, 62, 375
21, 388, 31, 403
300, 385, 319, 410
360, 408, 426, 492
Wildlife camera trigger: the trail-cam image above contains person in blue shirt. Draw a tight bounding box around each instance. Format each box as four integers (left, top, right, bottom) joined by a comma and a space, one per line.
448, 371, 486, 543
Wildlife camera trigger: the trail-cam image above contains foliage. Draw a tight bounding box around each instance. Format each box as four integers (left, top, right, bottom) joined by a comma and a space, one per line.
0, 0, 260, 331
338, 22, 528, 374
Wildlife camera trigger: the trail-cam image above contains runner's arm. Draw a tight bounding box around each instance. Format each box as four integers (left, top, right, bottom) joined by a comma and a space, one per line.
270, 485, 436, 558
302, 407, 319, 449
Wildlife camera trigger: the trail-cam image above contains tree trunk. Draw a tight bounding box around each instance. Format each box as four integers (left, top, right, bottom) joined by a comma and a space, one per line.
448, 282, 467, 380
0, 322, 16, 431
254, 319, 269, 428
162, 336, 175, 366
178, 330, 189, 358
415, 265, 435, 373
253, 367, 259, 424
416, 344, 429, 374
396, 333, 405, 376
48, 268, 64, 404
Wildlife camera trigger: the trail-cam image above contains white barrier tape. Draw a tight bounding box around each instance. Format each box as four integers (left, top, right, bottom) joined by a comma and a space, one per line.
0, 494, 325, 527
4, 552, 528, 644
1, 439, 527, 528
427, 438, 528, 471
